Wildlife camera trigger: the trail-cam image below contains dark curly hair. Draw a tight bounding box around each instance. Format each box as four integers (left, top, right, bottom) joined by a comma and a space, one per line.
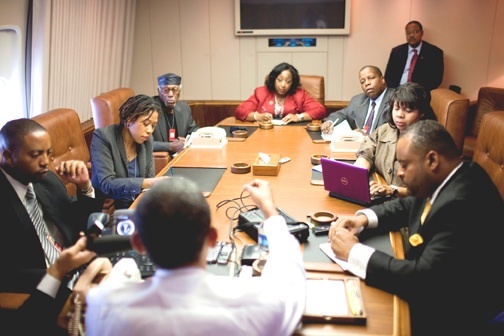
265, 62, 301, 95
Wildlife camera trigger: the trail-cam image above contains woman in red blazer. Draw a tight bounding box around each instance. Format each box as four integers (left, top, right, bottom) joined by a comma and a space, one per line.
235, 62, 326, 123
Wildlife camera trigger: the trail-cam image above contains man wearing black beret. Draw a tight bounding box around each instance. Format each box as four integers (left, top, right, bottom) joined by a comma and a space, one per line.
152, 73, 199, 154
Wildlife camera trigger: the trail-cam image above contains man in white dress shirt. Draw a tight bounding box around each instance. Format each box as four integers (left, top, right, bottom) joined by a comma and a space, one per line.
85, 177, 306, 336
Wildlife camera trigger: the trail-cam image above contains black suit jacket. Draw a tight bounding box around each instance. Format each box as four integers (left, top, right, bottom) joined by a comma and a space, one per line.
366, 162, 504, 335
151, 96, 199, 153
384, 40, 444, 92
0, 170, 104, 334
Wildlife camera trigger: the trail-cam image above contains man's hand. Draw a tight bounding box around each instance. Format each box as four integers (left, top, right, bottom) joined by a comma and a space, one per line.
47, 235, 96, 281
55, 160, 90, 190
243, 179, 278, 219
329, 227, 359, 261
321, 121, 334, 134
169, 138, 185, 153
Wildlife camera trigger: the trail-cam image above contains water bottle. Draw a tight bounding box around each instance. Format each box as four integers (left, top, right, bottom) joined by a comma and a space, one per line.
257, 223, 269, 270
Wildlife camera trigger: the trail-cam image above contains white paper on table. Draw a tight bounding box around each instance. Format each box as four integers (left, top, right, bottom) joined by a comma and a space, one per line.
321, 119, 353, 141
271, 119, 287, 126
305, 278, 349, 316
319, 242, 349, 270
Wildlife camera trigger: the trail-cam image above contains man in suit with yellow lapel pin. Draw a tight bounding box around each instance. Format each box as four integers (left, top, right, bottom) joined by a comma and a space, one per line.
328, 120, 504, 336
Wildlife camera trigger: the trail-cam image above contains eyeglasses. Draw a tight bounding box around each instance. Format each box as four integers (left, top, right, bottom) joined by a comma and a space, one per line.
159, 86, 180, 94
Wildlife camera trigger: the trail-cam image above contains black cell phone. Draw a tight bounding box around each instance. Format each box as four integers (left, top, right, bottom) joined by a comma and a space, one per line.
206, 241, 224, 264
312, 224, 330, 236
217, 243, 233, 265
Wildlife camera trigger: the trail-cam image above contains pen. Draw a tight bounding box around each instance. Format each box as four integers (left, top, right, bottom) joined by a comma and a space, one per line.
346, 278, 363, 316
331, 118, 340, 127
169, 166, 174, 176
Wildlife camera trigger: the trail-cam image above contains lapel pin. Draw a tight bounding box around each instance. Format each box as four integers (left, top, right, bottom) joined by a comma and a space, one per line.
409, 233, 424, 247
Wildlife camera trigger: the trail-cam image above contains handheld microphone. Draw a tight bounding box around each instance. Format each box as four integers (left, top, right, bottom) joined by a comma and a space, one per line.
86, 212, 110, 238
86, 235, 132, 255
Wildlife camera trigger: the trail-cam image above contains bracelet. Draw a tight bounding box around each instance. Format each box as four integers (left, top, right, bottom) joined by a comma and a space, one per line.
253, 112, 258, 121
80, 184, 94, 194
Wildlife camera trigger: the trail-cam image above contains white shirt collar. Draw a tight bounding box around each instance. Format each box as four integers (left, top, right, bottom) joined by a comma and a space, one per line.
409, 41, 423, 55
430, 162, 463, 204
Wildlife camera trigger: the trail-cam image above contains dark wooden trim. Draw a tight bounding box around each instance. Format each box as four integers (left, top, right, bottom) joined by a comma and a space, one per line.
81, 100, 350, 146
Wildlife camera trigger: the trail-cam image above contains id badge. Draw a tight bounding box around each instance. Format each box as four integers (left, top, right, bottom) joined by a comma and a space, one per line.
169, 129, 176, 141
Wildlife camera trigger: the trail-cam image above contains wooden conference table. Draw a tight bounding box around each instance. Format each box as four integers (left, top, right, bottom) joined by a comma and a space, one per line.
130, 117, 410, 336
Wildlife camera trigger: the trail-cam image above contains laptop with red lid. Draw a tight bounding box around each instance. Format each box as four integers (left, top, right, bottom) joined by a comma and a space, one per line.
321, 157, 389, 207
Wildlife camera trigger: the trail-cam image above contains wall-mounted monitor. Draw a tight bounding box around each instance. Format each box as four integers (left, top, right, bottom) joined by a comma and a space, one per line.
235, 0, 350, 36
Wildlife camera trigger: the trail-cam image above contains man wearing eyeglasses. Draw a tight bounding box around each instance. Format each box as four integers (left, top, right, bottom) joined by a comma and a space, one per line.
152, 73, 199, 154
384, 21, 444, 92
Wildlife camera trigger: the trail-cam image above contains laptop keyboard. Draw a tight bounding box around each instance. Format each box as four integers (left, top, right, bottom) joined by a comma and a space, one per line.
105, 250, 156, 278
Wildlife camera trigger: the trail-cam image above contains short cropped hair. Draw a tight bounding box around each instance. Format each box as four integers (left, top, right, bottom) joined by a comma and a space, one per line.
0, 119, 47, 153
133, 177, 211, 269
400, 120, 460, 159
359, 65, 383, 78
266, 62, 301, 95
406, 20, 423, 31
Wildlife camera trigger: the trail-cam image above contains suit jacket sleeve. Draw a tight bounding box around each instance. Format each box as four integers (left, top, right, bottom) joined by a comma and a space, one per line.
235, 86, 270, 121
90, 125, 153, 207
292, 88, 326, 119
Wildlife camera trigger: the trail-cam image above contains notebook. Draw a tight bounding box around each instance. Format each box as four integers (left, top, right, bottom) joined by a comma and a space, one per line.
321, 157, 389, 207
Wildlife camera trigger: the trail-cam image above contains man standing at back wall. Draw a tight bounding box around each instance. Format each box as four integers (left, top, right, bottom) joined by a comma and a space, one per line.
152, 73, 199, 155
384, 20, 444, 92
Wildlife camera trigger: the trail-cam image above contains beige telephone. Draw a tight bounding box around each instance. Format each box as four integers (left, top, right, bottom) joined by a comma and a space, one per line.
189, 127, 228, 148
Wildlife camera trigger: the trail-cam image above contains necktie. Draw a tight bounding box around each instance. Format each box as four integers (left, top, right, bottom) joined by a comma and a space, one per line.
407, 49, 418, 82
363, 101, 376, 134
25, 184, 60, 265
420, 197, 432, 225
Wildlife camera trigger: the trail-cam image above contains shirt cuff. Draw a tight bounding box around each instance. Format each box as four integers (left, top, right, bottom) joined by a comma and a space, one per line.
347, 243, 375, 279
36, 273, 61, 298
356, 209, 378, 228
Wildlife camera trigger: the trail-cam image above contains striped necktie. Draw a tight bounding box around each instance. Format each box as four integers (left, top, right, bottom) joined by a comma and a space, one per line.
25, 184, 60, 265
363, 101, 376, 134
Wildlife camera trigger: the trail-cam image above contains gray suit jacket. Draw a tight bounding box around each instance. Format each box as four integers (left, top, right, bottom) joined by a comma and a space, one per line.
90, 124, 155, 209
324, 88, 395, 133
151, 97, 199, 153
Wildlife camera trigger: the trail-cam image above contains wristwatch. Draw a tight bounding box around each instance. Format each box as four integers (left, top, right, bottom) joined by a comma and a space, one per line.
390, 185, 399, 198
296, 113, 304, 122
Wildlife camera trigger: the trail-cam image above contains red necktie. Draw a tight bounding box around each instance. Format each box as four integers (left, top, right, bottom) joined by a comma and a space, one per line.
363, 101, 376, 134
407, 49, 418, 82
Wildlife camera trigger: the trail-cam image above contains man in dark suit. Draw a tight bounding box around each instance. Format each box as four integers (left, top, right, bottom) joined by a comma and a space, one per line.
152, 73, 199, 154
0, 119, 105, 335
384, 21, 444, 92
328, 120, 504, 335
321, 65, 394, 135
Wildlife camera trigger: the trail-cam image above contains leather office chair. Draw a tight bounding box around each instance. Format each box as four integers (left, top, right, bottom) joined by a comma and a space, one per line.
264, 74, 325, 106
463, 87, 504, 159
430, 88, 469, 154
90, 88, 170, 174
472, 111, 504, 200
300, 75, 325, 106
32, 108, 115, 215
